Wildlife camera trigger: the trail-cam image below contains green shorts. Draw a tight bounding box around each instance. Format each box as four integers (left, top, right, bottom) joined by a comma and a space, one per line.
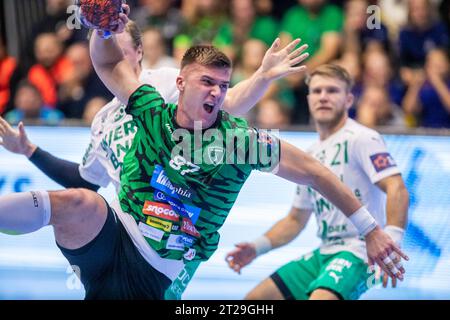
272, 249, 372, 300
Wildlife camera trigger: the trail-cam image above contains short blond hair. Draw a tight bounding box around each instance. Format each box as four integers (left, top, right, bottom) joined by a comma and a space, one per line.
305, 64, 354, 92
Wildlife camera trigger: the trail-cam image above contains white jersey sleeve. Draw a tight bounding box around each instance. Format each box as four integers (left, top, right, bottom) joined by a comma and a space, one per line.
139, 67, 180, 104
78, 68, 181, 191
78, 99, 119, 188
292, 185, 314, 210
354, 131, 401, 184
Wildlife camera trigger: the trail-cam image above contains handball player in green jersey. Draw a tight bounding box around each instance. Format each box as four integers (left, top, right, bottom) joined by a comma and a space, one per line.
0, 4, 408, 299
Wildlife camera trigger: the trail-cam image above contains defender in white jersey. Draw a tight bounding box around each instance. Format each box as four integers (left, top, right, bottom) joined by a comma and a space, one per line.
226, 64, 409, 300
0, 20, 312, 299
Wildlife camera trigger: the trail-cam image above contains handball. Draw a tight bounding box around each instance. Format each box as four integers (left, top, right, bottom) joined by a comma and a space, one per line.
75, 0, 125, 31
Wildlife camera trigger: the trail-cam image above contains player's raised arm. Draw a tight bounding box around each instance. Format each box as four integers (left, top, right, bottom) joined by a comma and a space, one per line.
88, 4, 140, 104
223, 38, 309, 116
274, 140, 409, 280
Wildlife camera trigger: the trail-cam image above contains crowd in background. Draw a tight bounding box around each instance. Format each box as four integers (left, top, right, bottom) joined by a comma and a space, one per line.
0, 0, 449, 129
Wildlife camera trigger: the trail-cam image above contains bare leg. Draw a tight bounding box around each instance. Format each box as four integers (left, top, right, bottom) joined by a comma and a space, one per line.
0, 188, 107, 250
49, 188, 108, 250
245, 277, 285, 300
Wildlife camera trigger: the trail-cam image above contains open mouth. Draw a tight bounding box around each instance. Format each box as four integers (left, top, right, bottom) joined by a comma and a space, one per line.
203, 103, 215, 114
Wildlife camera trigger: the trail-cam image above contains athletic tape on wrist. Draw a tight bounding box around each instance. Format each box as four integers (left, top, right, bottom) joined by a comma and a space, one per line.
349, 206, 377, 236
253, 236, 272, 256
384, 225, 405, 247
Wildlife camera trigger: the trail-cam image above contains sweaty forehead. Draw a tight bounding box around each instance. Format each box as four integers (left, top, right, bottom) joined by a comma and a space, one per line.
182, 63, 231, 82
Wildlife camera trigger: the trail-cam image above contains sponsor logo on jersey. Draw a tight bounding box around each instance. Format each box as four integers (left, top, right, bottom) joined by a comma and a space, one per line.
154, 191, 167, 202
138, 222, 164, 242
180, 235, 196, 247
181, 218, 201, 238
153, 191, 201, 224
328, 271, 343, 284
151, 165, 195, 200
184, 248, 196, 261
166, 234, 185, 251
370, 152, 396, 172
142, 201, 179, 222
146, 216, 173, 233
206, 146, 224, 165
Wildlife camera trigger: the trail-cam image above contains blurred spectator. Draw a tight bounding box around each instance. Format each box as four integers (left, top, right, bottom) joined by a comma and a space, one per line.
267, 0, 297, 20
399, 0, 449, 85
379, 0, 408, 41
4, 80, 64, 125
255, 99, 291, 128
24, 0, 88, 66
0, 36, 17, 115
356, 85, 406, 128
57, 42, 113, 119
27, 32, 72, 108
279, 0, 343, 124
403, 48, 450, 128
355, 48, 405, 108
131, 0, 184, 54
440, 0, 450, 42
343, 0, 390, 55
142, 28, 178, 69
39, 0, 86, 42
280, 0, 343, 76
174, 0, 227, 62
213, 0, 279, 61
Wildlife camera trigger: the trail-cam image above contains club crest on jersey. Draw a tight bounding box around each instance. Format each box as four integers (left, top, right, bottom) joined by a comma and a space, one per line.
113, 106, 126, 123
206, 146, 225, 165
370, 152, 396, 172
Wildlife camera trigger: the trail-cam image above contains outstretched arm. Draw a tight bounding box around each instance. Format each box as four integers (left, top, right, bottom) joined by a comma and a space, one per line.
226, 207, 312, 273
89, 5, 140, 104
275, 140, 408, 280
223, 38, 308, 116
377, 174, 409, 288
0, 118, 100, 191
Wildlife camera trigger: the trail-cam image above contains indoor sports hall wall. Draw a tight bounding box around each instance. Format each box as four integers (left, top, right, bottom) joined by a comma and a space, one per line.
0, 127, 449, 299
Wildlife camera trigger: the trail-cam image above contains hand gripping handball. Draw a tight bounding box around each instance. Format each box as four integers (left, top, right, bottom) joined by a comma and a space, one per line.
75, 0, 125, 39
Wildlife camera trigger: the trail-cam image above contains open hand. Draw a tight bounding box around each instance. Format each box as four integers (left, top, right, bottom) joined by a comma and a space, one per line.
260, 38, 309, 82
225, 242, 258, 274
0, 117, 36, 157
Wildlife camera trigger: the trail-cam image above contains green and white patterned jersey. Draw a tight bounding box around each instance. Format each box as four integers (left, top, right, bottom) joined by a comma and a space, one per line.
79, 68, 180, 192
119, 84, 279, 264
293, 119, 400, 261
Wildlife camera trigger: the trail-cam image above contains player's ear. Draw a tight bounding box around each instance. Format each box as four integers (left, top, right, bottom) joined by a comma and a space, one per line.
345, 92, 354, 110
176, 75, 185, 92
136, 44, 143, 63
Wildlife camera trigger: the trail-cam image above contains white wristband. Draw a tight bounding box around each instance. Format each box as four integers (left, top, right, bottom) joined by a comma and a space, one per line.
253, 236, 272, 256
349, 206, 378, 236
384, 225, 405, 246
